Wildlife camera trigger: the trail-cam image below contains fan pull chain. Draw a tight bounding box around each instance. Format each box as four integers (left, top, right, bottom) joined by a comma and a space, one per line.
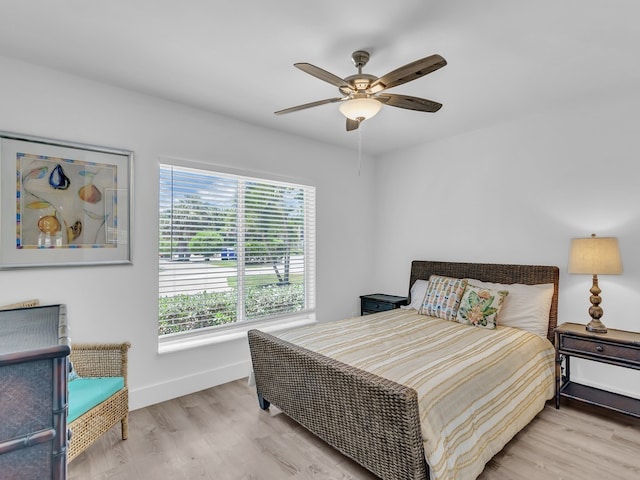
357, 124, 362, 176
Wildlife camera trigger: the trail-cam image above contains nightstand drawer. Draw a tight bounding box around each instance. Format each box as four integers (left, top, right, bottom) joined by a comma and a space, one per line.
560, 335, 640, 366
362, 300, 394, 313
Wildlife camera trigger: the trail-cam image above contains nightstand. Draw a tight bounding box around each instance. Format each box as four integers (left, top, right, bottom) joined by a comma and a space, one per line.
360, 294, 408, 316
555, 322, 640, 418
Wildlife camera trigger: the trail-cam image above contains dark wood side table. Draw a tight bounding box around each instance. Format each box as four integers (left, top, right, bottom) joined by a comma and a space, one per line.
0, 304, 70, 479
360, 294, 408, 316
555, 322, 640, 418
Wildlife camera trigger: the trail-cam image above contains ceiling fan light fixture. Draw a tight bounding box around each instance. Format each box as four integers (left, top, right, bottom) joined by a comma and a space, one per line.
338, 97, 382, 121
277, 51, 446, 132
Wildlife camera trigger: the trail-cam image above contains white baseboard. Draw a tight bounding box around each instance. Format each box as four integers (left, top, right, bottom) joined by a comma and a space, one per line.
129, 360, 253, 410
570, 358, 640, 400
571, 374, 639, 400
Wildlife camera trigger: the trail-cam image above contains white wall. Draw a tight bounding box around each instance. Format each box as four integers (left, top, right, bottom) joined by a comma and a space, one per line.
3, 53, 637, 409
0, 56, 377, 409
373, 90, 640, 399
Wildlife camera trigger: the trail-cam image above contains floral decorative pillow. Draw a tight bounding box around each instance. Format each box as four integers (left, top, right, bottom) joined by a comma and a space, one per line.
420, 275, 468, 321
456, 284, 509, 329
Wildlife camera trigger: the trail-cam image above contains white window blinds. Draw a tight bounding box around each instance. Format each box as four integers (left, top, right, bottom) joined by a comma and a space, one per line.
159, 164, 315, 337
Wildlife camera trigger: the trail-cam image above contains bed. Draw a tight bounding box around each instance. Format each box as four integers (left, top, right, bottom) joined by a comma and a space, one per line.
247, 260, 559, 480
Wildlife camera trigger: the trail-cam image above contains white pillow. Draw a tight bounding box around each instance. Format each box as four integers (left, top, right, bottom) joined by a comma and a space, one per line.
464, 279, 554, 338
402, 279, 429, 311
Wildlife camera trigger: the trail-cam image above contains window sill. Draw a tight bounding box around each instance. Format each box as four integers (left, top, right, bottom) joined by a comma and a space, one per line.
158, 313, 316, 354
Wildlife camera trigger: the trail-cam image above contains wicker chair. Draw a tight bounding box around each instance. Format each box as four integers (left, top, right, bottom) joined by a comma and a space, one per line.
67, 342, 131, 462
0, 299, 40, 310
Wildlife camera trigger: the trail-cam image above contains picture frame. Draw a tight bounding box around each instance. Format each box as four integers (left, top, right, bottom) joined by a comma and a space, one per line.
0, 132, 133, 268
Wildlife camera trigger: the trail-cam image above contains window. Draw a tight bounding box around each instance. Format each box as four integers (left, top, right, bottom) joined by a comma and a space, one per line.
158, 163, 315, 341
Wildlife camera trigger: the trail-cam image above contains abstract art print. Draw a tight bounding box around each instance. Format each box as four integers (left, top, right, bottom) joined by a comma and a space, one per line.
0, 132, 132, 268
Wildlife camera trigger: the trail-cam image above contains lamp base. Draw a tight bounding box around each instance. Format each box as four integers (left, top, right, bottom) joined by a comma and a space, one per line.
586, 318, 608, 334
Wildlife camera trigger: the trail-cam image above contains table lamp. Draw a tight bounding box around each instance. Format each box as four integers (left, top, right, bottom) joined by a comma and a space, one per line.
568, 233, 622, 333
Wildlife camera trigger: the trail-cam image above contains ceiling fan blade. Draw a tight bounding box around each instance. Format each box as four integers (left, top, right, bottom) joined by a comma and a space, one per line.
369, 54, 447, 93
294, 63, 355, 92
346, 118, 360, 131
275, 97, 345, 115
377, 94, 442, 112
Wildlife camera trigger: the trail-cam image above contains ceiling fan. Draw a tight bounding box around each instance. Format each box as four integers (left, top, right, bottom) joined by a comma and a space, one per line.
275, 50, 447, 131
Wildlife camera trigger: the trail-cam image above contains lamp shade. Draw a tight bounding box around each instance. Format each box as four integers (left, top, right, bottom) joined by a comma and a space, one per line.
568, 234, 622, 275
339, 98, 383, 120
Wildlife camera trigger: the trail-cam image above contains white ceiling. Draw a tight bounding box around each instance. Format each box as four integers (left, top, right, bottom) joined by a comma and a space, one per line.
1, 0, 639, 156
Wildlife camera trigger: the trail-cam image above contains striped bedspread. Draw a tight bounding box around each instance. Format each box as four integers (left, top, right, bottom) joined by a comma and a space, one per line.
276, 309, 555, 480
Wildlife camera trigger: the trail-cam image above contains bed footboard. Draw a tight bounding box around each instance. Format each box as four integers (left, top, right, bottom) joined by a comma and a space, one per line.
248, 329, 428, 480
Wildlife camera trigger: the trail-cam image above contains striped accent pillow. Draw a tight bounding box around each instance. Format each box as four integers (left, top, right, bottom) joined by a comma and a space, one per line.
420, 275, 468, 320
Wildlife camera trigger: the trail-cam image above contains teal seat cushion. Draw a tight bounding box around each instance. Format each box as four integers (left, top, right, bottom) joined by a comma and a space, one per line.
68, 377, 124, 423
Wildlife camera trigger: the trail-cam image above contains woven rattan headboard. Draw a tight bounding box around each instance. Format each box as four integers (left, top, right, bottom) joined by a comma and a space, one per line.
409, 260, 560, 343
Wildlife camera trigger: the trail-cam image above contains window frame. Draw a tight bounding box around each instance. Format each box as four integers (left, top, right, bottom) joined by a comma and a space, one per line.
157, 158, 316, 352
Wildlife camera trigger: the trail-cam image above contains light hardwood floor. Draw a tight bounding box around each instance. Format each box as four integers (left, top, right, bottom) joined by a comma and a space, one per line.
68, 379, 640, 480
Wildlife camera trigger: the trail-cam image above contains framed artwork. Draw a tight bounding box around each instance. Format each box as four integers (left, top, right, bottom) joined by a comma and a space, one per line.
0, 132, 133, 268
